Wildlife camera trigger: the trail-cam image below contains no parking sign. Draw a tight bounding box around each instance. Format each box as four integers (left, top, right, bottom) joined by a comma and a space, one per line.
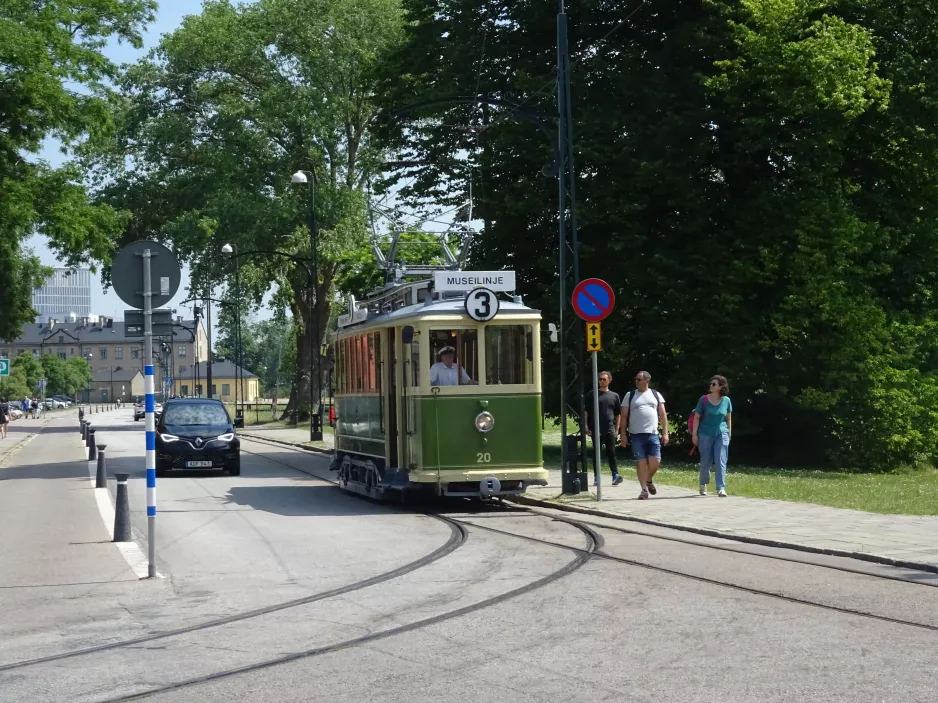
571, 278, 615, 322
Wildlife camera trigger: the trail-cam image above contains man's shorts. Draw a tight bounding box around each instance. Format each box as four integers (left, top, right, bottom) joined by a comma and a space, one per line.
630, 433, 661, 461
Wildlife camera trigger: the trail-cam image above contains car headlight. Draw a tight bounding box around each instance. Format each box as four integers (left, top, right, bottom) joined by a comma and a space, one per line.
474, 411, 495, 433
216, 433, 235, 442
160, 433, 180, 442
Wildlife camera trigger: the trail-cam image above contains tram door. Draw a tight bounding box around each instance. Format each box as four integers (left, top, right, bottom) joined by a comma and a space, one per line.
386, 327, 399, 468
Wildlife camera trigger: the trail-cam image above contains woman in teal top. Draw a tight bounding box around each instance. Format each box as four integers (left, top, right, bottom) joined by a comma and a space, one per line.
691, 375, 733, 496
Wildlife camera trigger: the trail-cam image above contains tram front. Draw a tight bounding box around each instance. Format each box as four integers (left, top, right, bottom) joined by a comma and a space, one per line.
407, 289, 549, 498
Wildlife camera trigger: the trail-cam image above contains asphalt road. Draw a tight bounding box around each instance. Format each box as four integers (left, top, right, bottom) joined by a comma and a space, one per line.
1, 411, 937, 702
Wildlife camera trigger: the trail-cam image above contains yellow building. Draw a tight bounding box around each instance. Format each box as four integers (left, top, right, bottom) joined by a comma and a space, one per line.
89, 368, 145, 403
173, 360, 259, 402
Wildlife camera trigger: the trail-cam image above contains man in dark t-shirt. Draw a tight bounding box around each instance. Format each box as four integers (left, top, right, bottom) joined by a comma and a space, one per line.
585, 371, 623, 486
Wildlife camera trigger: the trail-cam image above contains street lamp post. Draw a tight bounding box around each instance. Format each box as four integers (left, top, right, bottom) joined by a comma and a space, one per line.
291, 169, 323, 442
84, 351, 93, 403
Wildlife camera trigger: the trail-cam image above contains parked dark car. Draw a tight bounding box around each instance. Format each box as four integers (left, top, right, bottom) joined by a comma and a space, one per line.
155, 398, 240, 476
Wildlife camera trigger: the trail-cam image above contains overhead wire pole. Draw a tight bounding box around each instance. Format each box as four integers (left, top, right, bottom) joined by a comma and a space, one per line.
557, 0, 586, 487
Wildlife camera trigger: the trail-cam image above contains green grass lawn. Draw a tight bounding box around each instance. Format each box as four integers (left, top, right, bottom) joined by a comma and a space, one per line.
542, 421, 938, 516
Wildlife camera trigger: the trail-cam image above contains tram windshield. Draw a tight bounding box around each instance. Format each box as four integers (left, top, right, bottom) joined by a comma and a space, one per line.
429, 329, 478, 386
485, 325, 534, 385
428, 325, 535, 387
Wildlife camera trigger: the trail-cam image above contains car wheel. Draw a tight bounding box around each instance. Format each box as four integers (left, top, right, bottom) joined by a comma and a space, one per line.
227, 459, 241, 477
134, 416, 140, 422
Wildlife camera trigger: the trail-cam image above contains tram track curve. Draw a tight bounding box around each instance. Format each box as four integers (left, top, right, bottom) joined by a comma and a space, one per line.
17, 437, 918, 700
0, 440, 598, 703
0, 514, 467, 674
451, 515, 938, 633
104, 520, 598, 701
244, 435, 938, 589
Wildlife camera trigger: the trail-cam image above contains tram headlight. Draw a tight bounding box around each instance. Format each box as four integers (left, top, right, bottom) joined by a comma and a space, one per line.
474, 411, 495, 433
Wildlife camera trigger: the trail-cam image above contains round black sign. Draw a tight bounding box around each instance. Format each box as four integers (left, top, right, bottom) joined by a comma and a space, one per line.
111, 240, 182, 310
465, 288, 499, 322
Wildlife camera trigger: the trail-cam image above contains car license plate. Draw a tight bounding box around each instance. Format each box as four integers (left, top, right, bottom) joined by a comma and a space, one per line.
186, 460, 213, 468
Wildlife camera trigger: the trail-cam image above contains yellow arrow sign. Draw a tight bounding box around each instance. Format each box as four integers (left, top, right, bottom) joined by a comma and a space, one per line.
586, 322, 602, 352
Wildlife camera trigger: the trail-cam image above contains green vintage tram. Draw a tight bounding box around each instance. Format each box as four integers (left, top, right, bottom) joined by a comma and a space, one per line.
330, 275, 548, 500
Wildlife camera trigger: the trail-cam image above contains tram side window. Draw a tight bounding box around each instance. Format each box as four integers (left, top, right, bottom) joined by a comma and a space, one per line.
410, 340, 420, 387
485, 325, 534, 385
336, 341, 344, 394
354, 335, 364, 392
374, 333, 382, 394
342, 338, 351, 394
367, 333, 376, 392
429, 329, 478, 386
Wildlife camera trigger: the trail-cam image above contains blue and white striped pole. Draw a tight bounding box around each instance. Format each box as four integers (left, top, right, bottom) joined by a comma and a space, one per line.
145, 364, 156, 532
142, 248, 157, 578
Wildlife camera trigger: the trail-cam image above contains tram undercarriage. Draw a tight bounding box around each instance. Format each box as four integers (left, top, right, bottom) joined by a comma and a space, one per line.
330, 453, 548, 501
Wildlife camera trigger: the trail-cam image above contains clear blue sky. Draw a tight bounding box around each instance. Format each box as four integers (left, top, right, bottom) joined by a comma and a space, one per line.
28, 1, 221, 322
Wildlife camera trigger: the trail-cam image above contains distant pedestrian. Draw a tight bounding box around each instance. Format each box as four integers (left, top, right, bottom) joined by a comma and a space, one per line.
620, 371, 669, 500
0, 397, 10, 438
692, 375, 733, 497
585, 371, 623, 486
22, 396, 30, 416
30, 398, 39, 419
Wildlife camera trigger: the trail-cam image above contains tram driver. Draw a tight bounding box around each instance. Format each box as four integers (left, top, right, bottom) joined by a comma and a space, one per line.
430, 346, 476, 386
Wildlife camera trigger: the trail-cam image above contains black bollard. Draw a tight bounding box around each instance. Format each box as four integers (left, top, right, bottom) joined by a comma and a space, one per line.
85, 423, 93, 448
95, 445, 107, 488
88, 432, 97, 461
113, 473, 132, 542
80, 420, 86, 440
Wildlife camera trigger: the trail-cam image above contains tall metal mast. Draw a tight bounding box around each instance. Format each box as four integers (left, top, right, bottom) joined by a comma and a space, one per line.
557, 0, 586, 483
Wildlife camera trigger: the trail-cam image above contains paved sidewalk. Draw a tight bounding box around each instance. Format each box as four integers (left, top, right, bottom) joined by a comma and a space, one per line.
0, 410, 168, 666
523, 470, 938, 571
0, 408, 71, 466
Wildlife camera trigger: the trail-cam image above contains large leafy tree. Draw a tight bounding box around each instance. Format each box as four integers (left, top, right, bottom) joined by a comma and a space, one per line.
89, 0, 402, 420
378, 0, 938, 467
0, 0, 155, 339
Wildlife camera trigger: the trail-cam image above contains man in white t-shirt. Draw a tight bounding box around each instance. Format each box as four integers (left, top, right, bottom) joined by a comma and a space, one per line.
619, 370, 669, 500
429, 346, 473, 386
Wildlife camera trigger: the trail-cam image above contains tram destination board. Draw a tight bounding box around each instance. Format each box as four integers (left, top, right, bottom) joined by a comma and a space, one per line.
571, 278, 615, 323
433, 270, 516, 292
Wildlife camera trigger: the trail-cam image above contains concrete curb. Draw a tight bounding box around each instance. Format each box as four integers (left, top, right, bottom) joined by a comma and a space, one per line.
239, 432, 333, 456
510, 493, 938, 576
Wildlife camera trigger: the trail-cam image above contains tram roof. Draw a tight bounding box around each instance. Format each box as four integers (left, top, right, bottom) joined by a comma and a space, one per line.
336, 296, 541, 333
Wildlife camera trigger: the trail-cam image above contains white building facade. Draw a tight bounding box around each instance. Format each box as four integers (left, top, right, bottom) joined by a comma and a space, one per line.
32, 268, 92, 322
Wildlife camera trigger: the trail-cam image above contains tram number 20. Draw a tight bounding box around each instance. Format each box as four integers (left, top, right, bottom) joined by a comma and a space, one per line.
476, 452, 492, 464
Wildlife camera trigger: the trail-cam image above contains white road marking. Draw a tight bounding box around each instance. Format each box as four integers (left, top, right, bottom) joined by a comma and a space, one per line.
87, 459, 162, 579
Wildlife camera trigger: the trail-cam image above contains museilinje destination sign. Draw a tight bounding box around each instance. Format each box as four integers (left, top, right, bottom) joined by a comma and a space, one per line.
433, 270, 516, 292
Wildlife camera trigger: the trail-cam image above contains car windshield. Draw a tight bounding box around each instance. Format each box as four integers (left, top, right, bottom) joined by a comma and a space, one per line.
162, 403, 228, 427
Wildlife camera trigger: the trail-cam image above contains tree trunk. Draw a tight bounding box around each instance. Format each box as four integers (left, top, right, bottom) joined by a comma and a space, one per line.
280, 267, 334, 424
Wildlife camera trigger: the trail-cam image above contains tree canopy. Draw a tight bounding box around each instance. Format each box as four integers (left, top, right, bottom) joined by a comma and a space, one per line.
0, 0, 155, 339
376, 0, 938, 467
89, 0, 403, 419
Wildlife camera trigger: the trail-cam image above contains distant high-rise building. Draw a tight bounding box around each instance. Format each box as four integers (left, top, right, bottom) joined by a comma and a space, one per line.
31, 268, 92, 322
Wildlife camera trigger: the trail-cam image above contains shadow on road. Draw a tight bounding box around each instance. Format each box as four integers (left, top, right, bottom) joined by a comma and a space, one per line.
225, 484, 396, 517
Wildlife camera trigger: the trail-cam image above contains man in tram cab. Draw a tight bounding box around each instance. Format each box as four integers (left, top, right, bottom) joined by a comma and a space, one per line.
430, 346, 475, 386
